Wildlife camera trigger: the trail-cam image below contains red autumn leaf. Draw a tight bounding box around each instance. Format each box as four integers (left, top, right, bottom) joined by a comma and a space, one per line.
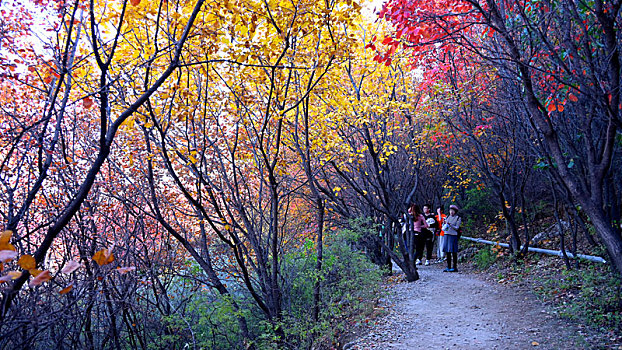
29, 270, 51, 287
568, 93, 578, 102
116, 266, 136, 274
83, 97, 94, 109
557, 104, 564, 112
388, 44, 397, 56
0, 250, 17, 263
0, 275, 12, 283
130, 0, 141, 6
547, 103, 556, 112
61, 260, 81, 274
382, 36, 392, 45
59, 283, 73, 295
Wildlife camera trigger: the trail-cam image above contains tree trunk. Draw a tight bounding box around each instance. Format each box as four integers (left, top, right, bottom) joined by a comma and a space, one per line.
498, 191, 521, 254
589, 206, 622, 274
312, 198, 325, 322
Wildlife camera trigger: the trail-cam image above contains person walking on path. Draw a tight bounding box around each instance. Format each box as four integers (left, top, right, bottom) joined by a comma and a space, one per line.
422, 204, 438, 265
435, 206, 447, 262
442, 204, 462, 272
410, 204, 429, 265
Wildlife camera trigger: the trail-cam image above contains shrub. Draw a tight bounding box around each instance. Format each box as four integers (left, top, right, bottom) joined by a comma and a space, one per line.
474, 246, 497, 269
535, 263, 622, 332
278, 219, 384, 348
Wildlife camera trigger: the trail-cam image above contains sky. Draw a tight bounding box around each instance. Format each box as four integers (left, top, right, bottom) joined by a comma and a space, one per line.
362, 0, 386, 19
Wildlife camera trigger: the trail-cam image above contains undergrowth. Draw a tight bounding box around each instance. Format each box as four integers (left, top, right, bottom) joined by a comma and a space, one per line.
471, 248, 621, 340
534, 263, 622, 332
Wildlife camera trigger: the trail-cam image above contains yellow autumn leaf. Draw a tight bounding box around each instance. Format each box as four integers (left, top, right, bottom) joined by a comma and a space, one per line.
0, 243, 15, 252
29, 269, 43, 277
92, 249, 115, 266
7, 271, 22, 279
0, 230, 15, 251
18, 255, 36, 270
0, 271, 21, 283
0, 230, 12, 245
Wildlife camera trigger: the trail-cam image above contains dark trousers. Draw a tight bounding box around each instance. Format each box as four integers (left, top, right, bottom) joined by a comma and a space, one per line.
447, 252, 458, 269
415, 232, 434, 260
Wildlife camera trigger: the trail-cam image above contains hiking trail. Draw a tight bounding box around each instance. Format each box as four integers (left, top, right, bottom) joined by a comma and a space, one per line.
346, 263, 588, 349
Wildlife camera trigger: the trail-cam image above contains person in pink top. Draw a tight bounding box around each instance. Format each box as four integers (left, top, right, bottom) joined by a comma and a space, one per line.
409, 204, 429, 265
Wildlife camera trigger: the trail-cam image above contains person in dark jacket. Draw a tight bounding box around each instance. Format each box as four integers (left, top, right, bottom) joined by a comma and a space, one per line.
421, 204, 438, 265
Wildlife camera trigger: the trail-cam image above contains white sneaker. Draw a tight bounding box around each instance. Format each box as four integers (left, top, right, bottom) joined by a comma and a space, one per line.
416, 259, 421, 265
424, 260, 430, 266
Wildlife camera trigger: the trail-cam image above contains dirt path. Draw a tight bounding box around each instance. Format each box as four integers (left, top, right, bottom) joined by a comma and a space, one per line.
347, 263, 589, 349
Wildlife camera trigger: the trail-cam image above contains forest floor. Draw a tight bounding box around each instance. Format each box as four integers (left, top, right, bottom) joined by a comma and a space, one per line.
344, 260, 609, 350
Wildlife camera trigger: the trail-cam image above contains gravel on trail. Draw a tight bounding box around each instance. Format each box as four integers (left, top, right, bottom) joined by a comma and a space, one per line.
346, 263, 589, 350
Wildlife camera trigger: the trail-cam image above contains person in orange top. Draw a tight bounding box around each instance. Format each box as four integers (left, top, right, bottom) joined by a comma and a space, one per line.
436, 206, 447, 262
